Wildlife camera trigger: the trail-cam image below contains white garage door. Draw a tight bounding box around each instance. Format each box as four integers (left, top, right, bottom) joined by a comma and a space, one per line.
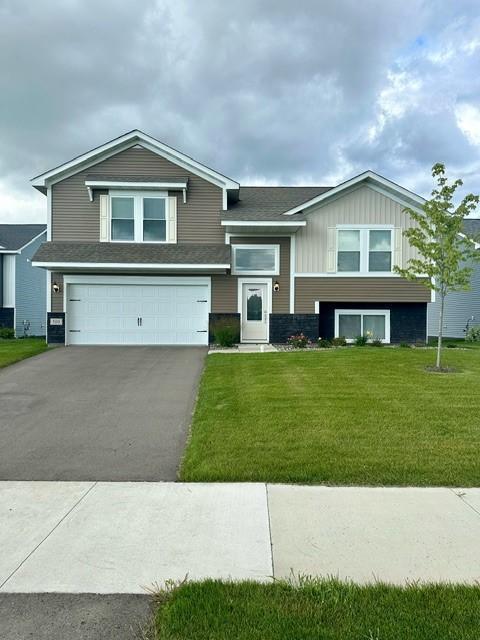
66, 282, 210, 345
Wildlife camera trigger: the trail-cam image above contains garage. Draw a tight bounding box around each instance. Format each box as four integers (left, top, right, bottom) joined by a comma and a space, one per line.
66, 277, 210, 345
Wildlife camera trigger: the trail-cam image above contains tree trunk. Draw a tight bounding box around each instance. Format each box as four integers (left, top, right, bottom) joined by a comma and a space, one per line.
436, 292, 445, 369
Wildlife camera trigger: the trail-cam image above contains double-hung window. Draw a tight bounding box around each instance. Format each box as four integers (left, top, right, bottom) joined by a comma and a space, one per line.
337, 227, 393, 273
110, 191, 169, 243
335, 309, 391, 343
232, 244, 280, 275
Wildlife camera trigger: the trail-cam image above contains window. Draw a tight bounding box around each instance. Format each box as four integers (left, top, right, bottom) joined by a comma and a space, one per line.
336, 228, 393, 273
335, 309, 390, 343
232, 245, 279, 275
110, 191, 169, 243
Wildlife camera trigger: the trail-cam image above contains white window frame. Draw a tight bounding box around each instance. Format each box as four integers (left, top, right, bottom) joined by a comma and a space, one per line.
232, 244, 280, 276
336, 226, 393, 274
110, 190, 168, 243
334, 309, 391, 343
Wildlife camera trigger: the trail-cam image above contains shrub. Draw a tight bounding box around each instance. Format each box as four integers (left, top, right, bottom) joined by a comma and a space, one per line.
370, 338, 384, 347
212, 320, 239, 347
354, 335, 368, 346
287, 333, 309, 348
399, 342, 411, 348
331, 336, 347, 347
0, 327, 15, 340
317, 338, 332, 349
466, 325, 480, 342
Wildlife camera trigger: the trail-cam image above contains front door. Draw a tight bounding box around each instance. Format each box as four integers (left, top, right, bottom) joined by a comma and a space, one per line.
241, 282, 269, 342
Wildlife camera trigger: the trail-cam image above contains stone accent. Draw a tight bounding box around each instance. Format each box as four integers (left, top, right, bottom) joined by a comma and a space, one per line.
209, 313, 240, 344
318, 302, 427, 344
269, 314, 319, 343
0, 308, 14, 329
47, 312, 66, 344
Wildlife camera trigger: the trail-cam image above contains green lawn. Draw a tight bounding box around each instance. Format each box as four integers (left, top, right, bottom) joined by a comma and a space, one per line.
152, 579, 480, 640
180, 347, 480, 485
0, 337, 48, 369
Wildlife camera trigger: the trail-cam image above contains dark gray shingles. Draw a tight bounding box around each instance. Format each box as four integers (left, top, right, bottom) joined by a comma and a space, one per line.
0, 224, 46, 251
462, 219, 480, 239
32, 242, 231, 265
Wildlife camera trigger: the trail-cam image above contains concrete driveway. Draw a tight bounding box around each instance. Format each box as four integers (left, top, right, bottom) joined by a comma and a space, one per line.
0, 346, 206, 481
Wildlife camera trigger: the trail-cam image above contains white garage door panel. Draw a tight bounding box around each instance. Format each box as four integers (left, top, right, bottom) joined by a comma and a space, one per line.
67, 283, 209, 345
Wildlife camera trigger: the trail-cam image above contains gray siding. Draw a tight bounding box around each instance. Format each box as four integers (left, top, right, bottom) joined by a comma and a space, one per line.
15, 234, 46, 336
428, 261, 480, 338
295, 276, 431, 313
51, 146, 223, 243
211, 237, 291, 313
51, 272, 64, 313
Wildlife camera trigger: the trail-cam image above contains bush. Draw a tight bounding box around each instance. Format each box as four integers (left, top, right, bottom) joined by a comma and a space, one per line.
317, 338, 332, 349
466, 325, 480, 342
399, 342, 411, 348
287, 333, 309, 348
212, 320, 239, 347
331, 336, 347, 347
0, 327, 15, 340
354, 335, 368, 346
370, 338, 384, 347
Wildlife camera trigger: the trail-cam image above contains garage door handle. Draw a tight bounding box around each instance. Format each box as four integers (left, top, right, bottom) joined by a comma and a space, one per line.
69, 299, 81, 302
196, 330, 207, 333
197, 300, 208, 303
69, 329, 80, 332
137, 317, 143, 327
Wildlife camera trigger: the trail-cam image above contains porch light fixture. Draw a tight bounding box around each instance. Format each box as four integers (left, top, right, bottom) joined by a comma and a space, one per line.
52, 282, 60, 294
273, 280, 280, 292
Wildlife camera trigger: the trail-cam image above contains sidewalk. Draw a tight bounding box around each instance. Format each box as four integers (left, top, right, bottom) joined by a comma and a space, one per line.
1, 482, 480, 593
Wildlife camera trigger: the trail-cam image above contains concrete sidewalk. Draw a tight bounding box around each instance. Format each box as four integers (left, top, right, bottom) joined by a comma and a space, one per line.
1, 482, 480, 593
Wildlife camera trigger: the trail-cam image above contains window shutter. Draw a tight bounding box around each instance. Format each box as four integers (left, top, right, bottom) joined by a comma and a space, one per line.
99, 194, 109, 242
167, 196, 177, 243
393, 228, 402, 269
326, 227, 336, 272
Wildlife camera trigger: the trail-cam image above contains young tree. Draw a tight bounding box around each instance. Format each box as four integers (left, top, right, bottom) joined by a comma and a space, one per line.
394, 163, 479, 369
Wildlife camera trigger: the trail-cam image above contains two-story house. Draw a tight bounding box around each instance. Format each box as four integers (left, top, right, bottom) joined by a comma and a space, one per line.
31, 130, 430, 346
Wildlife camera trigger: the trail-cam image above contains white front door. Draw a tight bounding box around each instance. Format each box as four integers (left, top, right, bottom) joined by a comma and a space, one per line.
241, 281, 269, 342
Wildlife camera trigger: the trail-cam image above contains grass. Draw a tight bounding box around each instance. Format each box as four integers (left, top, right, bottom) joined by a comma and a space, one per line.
151, 578, 480, 640
0, 337, 48, 369
180, 347, 480, 485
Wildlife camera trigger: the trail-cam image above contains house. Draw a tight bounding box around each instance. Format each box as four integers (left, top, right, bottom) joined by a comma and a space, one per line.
427, 219, 480, 339
0, 224, 47, 336
30, 130, 430, 346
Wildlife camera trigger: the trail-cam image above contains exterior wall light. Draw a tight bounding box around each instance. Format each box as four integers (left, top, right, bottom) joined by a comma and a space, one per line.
273, 281, 280, 292
52, 282, 60, 294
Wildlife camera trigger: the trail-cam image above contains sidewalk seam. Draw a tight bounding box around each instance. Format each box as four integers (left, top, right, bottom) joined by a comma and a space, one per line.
0, 481, 98, 590
449, 487, 480, 520
265, 483, 275, 580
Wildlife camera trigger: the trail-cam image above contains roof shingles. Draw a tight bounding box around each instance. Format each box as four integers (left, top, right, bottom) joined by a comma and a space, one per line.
224, 186, 331, 221
0, 224, 46, 251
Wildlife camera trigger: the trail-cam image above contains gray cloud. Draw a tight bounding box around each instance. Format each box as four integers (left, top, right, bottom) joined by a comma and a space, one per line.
1, 0, 479, 221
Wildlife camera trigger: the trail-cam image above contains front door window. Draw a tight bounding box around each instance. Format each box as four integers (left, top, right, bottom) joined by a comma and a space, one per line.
246, 288, 263, 321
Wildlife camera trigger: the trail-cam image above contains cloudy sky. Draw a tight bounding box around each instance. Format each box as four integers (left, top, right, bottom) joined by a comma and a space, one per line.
1, 0, 480, 222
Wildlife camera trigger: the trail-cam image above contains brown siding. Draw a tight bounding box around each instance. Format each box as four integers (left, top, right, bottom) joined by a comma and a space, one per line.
51, 272, 64, 312
295, 277, 430, 313
211, 237, 291, 313
51, 147, 223, 243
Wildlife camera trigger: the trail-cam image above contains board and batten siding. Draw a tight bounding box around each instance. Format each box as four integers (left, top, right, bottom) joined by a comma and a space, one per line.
295, 184, 420, 273
295, 277, 430, 313
211, 236, 291, 313
51, 146, 224, 243
428, 260, 480, 338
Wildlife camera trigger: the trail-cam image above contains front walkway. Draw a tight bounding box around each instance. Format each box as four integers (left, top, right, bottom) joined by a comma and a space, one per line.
1, 482, 480, 593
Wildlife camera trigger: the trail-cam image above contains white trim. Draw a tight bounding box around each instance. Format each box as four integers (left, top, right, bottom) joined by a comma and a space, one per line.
221, 220, 306, 227
282, 171, 425, 216
294, 272, 401, 278
237, 277, 272, 343
336, 227, 393, 275
334, 308, 391, 344
32, 261, 230, 270
85, 180, 187, 189
47, 186, 52, 241
32, 130, 239, 191
232, 244, 280, 276
314, 300, 320, 314
222, 189, 228, 211
336, 223, 394, 229
2, 254, 15, 309
109, 190, 172, 244
46, 270, 51, 314
289, 235, 295, 313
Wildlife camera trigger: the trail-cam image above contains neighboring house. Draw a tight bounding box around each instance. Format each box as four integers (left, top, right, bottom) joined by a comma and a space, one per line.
0, 224, 47, 336
427, 219, 480, 339
31, 130, 430, 346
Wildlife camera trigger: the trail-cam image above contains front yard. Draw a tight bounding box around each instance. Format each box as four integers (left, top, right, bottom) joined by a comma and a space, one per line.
151, 578, 480, 640
0, 337, 48, 369
180, 346, 480, 485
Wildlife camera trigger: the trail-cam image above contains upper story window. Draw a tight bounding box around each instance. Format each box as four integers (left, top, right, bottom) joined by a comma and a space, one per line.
232, 244, 280, 275
110, 191, 169, 243
337, 228, 392, 273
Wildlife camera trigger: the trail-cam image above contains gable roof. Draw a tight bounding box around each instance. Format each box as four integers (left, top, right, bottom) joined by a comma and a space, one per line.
223, 186, 331, 221
282, 170, 425, 216
31, 130, 239, 193
0, 224, 46, 252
